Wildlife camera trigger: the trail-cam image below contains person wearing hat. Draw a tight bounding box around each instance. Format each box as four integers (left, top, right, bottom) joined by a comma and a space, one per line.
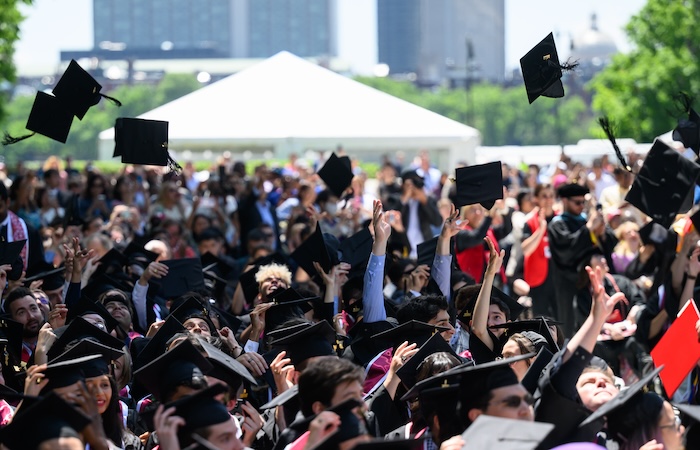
548, 183, 617, 336
0, 182, 44, 272
399, 170, 442, 259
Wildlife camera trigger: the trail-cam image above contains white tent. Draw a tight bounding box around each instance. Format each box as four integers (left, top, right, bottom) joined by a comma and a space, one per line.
98, 52, 481, 170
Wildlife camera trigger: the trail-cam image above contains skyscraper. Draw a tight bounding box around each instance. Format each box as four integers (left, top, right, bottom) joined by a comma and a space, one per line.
377, 0, 505, 85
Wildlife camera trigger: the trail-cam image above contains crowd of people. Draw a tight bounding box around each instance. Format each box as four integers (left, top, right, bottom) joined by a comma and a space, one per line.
0, 144, 699, 450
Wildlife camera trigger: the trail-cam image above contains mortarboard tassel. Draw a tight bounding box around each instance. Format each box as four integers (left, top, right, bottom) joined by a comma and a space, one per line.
676, 91, 694, 116
2, 131, 36, 145
598, 116, 632, 172
99, 93, 122, 107
546, 57, 579, 72
167, 154, 182, 174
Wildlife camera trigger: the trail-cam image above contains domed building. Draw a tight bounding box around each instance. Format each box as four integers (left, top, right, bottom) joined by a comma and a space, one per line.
569, 13, 619, 80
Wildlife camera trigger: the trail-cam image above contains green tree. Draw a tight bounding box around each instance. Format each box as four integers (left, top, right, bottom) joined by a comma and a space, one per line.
0, 0, 32, 124
590, 0, 700, 141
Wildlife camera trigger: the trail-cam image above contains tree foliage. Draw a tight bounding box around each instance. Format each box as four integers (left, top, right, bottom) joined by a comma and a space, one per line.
0, 0, 33, 123
1, 73, 201, 165
356, 76, 593, 146
590, 0, 700, 142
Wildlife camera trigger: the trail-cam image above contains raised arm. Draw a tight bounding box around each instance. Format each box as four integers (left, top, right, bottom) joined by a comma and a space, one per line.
471, 237, 504, 351
433, 204, 464, 299
363, 200, 391, 323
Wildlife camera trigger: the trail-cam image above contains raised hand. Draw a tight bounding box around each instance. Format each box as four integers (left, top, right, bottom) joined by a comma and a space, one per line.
371, 200, 391, 256
269, 350, 295, 393
484, 236, 504, 276
585, 265, 627, 323
440, 203, 465, 240
153, 405, 185, 450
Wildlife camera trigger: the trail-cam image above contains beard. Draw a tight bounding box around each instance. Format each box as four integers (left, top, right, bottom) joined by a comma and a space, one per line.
23, 318, 45, 338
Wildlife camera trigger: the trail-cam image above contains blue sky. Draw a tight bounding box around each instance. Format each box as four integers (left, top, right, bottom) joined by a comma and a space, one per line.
14, 0, 647, 75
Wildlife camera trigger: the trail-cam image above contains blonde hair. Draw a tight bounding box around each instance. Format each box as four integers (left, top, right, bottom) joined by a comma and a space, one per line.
255, 263, 292, 286
614, 221, 640, 255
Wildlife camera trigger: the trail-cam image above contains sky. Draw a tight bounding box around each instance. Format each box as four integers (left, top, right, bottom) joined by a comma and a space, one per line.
14, 0, 647, 76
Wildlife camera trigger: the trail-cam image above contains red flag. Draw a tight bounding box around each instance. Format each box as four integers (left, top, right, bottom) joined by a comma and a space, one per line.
651, 299, 700, 397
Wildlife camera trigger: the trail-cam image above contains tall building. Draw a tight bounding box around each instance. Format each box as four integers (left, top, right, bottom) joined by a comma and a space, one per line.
378, 0, 505, 85
87, 0, 336, 60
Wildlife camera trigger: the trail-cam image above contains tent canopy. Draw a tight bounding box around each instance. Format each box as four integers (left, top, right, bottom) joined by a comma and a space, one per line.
99, 51, 480, 169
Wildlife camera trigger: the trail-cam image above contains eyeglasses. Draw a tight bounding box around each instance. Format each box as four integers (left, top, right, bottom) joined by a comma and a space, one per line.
489, 393, 535, 409
659, 415, 682, 433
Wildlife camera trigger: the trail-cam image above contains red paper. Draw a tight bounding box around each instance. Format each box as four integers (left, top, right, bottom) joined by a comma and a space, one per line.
651, 299, 700, 397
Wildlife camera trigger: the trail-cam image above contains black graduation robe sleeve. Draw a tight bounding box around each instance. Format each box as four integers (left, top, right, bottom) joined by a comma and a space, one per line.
547, 219, 596, 271
455, 216, 493, 252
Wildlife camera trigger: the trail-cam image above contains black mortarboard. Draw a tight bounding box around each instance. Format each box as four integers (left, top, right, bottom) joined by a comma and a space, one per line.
95, 248, 128, 275
290, 223, 332, 280
270, 321, 336, 365
490, 318, 559, 354
169, 295, 213, 325
133, 339, 213, 402
0, 239, 26, 281
305, 399, 369, 450
48, 316, 125, 361
317, 152, 354, 198
579, 365, 663, 430
339, 227, 373, 273
0, 383, 34, 402
672, 92, 700, 155
675, 403, 700, 449
198, 338, 256, 389
23, 261, 65, 291
133, 315, 186, 369
52, 60, 121, 120
114, 118, 181, 171
0, 317, 23, 363
266, 288, 316, 332
520, 32, 575, 104
460, 415, 554, 449
0, 392, 91, 450
520, 346, 555, 395
124, 241, 158, 268
259, 384, 299, 410
165, 384, 231, 436
625, 139, 700, 229
454, 162, 503, 209
639, 221, 674, 247
160, 258, 206, 299
209, 304, 242, 333
416, 236, 438, 267
370, 320, 450, 350
67, 295, 120, 333
395, 332, 460, 389
489, 286, 526, 321
50, 338, 122, 378
557, 183, 589, 199
201, 252, 234, 281
42, 354, 102, 392
2, 92, 74, 145
238, 253, 290, 303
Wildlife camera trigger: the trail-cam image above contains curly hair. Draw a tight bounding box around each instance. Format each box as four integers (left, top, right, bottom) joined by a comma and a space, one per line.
255, 263, 292, 286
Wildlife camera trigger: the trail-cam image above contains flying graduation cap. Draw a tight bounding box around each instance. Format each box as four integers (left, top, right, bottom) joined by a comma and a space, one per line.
672, 92, 700, 155
2, 60, 121, 146
317, 152, 354, 198
520, 32, 578, 104
113, 117, 181, 172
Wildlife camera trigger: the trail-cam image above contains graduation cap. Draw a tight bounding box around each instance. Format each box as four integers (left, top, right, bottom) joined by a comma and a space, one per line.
52, 59, 121, 120
460, 415, 554, 449
395, 332, 460, 389
579, 365, 663, 430
201, 253, 234, 294
351, 439, 426, 450
639, 221, 675, 248
290, 223, 333, 280
209, 304, 242, 333
0, 392, 92, 450
49, 338, 123, 378
133, 339, 214, 402
1, 92, 74, 145
238, 253, 290, 304
133, 314, 186, 369
520, 32, 577, 104
23, 261, 65, 291
520, 346, 555, 395
339, 227, 373, 274
557, 183, 589, 199
0, 239, 26, 281
259, 384, 299, 410
114, 117, 181, 172
416, 236, 438, 267
124, 241, 158, 268
66, 295, 120, 333
47, 316, 125, 361
489, 317, 559, 354
162, 384, 231, 437
270, 320, 336, 365
41, 354, 103, 392
317, 152, 354, 198
453, 162, 504, 209
672, 92, 700, 155
95, 248, 128, 275
625, 139, 700, 229
198, 338, 257, 389
160, 258, 206, 299
370, 320, 450, 350
303, 399, 369, 450
0, 317, 23, 363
